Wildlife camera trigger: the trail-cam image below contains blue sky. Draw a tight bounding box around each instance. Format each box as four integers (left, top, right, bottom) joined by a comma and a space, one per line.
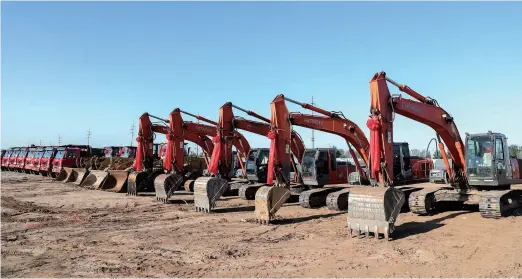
2, 2, 521, 154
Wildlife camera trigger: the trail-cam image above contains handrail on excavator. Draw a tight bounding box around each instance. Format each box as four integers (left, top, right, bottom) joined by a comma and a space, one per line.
230, 103, 270, 123
383, 73, 429, 104
283, 96, 335, 117
180, 110, 218, 126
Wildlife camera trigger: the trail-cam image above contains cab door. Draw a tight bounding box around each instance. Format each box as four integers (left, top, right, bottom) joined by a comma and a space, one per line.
494, 136, 507, 184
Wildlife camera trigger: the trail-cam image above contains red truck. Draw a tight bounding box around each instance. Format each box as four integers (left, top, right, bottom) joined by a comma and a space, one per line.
30, 147, 46, 174
39, 147, 58, 176
1, 148, 17, 171
21, 147, 38, 173
51, 145, 104, 178
10, 147, 27, 171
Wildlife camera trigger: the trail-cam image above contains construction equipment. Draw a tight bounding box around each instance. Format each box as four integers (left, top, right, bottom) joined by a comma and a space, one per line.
195, 103, 306, 204
126, 113, 195, 196
177, 108, 252, 212
53, 145, 102, 184
7, 147, 24, 171
15, 147, 32, 172
153, 109, 214, 202
29, 147, 46, 174
253, 95, 369, 223
190, 102, 307, 212
39, 147, 58, 176
1, 148, 16, 171
22, 147, 37, 174
347, 71, 522, 240
253, 95, 430, 223
80, 146, 137, 189
12, 147, 29, 172
273, 96, 372, 211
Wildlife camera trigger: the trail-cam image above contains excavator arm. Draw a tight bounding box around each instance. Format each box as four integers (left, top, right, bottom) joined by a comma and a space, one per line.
368, 71, 466, 187
167, 109, 214, 174
180, 109, 250, 179
287, 111, 370, 180
133, 113, 169, 172
222, 102, 306, 182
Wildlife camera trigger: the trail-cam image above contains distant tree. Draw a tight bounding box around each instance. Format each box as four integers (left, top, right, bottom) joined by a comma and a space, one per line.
410, 149, 421, 157
336, 148, 347, 158
509, 144, 521, 157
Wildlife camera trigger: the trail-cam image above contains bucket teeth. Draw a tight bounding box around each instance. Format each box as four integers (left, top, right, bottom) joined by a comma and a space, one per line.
347, 187, 404, 241
194, 207, 211, 213
193, 177, 229, 213
254, 186, 290, 225
154, 173, 184, 204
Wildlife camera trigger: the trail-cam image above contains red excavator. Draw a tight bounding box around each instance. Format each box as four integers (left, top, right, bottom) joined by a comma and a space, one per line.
127, 112, 212, 196
271, 96, 369, 210
253, 94, 432, 223
347, 71, 522, 240
216, 102, 305, 200
153, 109, 216, 202
190, 102, 306, 213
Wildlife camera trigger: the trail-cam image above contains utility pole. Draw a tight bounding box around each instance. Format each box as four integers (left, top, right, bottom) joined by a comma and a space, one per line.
58, 135, 62, 146
311, 96, 315, 148
130, 123, 135, 147
39, 140, 42, 146
87, 129, 92, 146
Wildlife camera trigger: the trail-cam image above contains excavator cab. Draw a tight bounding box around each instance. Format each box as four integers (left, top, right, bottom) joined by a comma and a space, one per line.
393, 142, 412, 183
245, 148, 270, 182
466, 132, 522, 187
301, 148, 350, 186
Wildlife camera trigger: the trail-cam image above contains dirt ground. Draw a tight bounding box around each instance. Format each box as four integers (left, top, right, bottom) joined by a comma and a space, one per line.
1, 171, 521, 278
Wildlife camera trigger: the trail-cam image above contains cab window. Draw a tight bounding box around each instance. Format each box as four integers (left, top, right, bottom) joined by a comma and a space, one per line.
495, 139, 504, 161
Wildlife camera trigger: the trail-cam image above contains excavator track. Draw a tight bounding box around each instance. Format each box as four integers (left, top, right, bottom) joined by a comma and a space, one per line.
299, 187, 343, 209
347, 187, 405, 240
479, 189, 522, 219
238, 183, 264, 200
254, 186, 291, 224
408, 189, 439, 215
154, 173, 184, 203
194, 176, 229, 213
326, 188, 353, 211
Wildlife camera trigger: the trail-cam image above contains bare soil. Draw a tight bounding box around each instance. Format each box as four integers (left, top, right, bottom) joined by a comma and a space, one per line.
1, 171, 521, 278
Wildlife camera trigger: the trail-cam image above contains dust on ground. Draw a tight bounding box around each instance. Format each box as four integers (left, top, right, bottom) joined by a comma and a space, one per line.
1, 171, 521, 278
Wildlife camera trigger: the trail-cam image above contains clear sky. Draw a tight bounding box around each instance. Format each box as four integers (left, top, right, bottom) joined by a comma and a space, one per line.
2, 2, 521, 154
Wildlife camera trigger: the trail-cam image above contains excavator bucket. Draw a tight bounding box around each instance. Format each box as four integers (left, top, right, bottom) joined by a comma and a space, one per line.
127, 171, 147, 196
80, 170, 109, 189
127, 170, 163, 196
347, 187, 405, 241
193, 177, 229, 213
254, 186, 291, 224
100, 170, 129, 193
154, 173, 184, 203
55, 167, 73, 182
68, 168, 89, 186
